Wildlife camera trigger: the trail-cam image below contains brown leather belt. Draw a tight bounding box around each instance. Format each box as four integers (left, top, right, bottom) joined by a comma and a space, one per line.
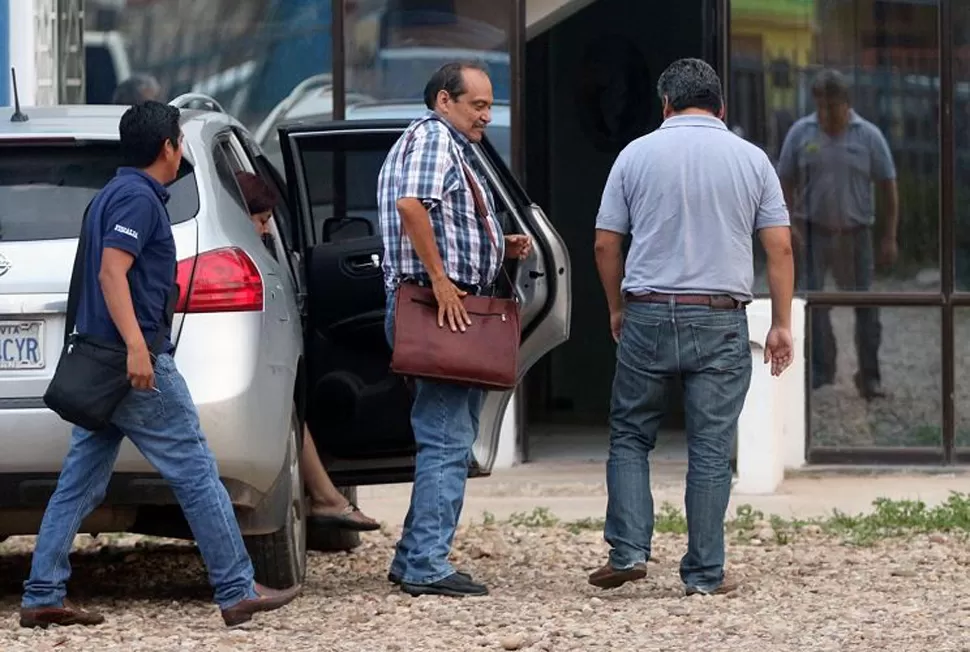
626, 292, 746, 310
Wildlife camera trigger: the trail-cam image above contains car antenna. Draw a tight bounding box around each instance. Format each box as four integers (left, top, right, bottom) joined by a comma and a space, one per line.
10, 68, 29, 123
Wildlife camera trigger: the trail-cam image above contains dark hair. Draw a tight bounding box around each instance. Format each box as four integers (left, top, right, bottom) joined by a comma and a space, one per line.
112, 74, 162, 105
811, 69, 851, 104
423, 60, 489, 110
235, 171, 277, 215
118, 101, 181, 169
656, 58, 723, 114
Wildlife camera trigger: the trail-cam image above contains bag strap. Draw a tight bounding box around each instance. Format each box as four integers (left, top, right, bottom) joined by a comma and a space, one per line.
397, 115, 514, 291
64, 199, 95, 346
65, 195, 176, 355
459, 159, 515, 292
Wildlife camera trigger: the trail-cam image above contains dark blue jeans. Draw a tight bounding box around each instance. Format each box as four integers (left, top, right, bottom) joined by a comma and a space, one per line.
22, 354, 257, 610
384, 290, 485, 585
603, 300, 752, 592
796, 221, 881, 384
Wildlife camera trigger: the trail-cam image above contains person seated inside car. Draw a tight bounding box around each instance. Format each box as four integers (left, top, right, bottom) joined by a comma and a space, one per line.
234, 170, 379, 532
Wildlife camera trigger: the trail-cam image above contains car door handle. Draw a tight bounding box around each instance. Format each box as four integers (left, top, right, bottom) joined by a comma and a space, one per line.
348, 253, 381, 271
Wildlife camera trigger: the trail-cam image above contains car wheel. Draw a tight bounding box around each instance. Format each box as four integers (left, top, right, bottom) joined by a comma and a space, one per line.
307, 485, 363, 553
245, 407, 307, 589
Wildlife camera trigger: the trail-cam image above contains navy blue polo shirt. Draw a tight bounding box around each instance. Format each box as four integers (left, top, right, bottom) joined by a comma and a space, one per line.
75, 167, 177, 353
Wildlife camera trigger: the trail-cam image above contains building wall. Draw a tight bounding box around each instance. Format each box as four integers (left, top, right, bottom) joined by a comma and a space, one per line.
0, 0, 8, 106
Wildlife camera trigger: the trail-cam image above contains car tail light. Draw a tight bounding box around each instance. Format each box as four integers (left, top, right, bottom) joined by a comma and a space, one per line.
175, 247, 263, 313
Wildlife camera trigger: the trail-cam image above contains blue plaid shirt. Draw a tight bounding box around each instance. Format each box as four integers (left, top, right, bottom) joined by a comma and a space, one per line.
377, 111, 505, 294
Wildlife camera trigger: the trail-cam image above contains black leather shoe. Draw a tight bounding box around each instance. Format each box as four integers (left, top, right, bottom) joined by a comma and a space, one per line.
388, 570, 471, 585
854, 372, 886, 401
401, 572, 488, 597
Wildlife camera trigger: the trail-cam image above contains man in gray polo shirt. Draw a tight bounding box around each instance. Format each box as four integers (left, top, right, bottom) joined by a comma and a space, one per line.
589, 58, 795, 596
777, 69, 898, 400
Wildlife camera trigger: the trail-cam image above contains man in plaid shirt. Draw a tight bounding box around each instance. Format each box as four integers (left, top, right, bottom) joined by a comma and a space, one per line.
377, 61, 532, 598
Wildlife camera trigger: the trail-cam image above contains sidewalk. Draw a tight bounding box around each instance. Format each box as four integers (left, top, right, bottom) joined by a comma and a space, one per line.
356, 460, 970, 525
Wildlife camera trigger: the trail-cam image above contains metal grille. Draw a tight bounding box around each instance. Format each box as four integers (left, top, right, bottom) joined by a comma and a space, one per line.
34, 0, 58, 105
58, 0, 86, 104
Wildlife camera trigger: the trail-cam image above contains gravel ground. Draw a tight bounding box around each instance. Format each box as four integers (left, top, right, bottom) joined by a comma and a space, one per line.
812, 302, 970, 448
749, 268, 965, 449
810, 306, 943, 448
2, 526, 969, 651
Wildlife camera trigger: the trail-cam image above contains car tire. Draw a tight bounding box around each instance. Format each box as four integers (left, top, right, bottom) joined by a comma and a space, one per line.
245, 407, 307, 589
307, 485, 363, 553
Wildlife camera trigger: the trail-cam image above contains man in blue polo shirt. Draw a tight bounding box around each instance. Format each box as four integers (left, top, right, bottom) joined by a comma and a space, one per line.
20, 102, 300, 628
590, 58, 794, 596
777, 69, 898, 400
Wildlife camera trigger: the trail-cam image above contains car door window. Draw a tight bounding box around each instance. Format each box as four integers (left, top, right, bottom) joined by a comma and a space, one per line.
295, 136, 388, 244
212, 138, 251, 216
232, 128, 296, 256
213, 135, 286, 263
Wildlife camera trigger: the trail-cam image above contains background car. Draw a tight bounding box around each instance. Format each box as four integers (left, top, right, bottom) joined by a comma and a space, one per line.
253, 75, 512, 173
0, 93, 570, 590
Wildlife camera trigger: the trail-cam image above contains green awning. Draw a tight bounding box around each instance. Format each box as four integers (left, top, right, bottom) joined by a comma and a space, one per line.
731, 0, 815, 20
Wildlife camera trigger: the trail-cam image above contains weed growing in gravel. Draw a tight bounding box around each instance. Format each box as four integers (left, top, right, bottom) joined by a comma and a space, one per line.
488, 492, 970, 546
507, 506, 560, 528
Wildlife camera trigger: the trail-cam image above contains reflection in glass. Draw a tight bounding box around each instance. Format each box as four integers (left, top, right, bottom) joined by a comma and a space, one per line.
809, 307, 941, 449
954, 5, 970, 290
346, 1, 512, 101
737, 0, 940, 295
343, 1, 514, 166
87, 0, 333, 132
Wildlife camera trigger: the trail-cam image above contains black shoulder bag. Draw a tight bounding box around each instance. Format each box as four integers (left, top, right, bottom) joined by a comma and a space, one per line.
43, 201, 176, 432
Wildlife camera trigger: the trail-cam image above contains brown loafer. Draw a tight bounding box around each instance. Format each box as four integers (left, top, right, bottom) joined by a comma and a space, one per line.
221, 582, 302, 626
685, 575, 741, 596
20, 601, 105, 628
587, 562, 647, 589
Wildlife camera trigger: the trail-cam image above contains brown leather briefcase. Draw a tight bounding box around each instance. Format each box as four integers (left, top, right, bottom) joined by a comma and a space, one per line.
389, 150, 520, 391
390, 283, 520, 390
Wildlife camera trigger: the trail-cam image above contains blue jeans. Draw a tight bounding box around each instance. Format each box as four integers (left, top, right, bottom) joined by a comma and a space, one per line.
795, 221, 881, 384
384, 290, 485, 585
603, 300, 752, 591
22, 354, 257, 610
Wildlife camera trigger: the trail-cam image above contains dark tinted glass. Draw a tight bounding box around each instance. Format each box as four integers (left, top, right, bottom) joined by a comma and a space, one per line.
733, 0, 941, 295
0, 144, 199, 242
808, 306, 941, 449
297, 134, 396, 243
84, 46, 119, 105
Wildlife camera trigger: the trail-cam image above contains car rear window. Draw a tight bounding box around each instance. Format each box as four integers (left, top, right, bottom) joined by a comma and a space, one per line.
0, 143, 200, 242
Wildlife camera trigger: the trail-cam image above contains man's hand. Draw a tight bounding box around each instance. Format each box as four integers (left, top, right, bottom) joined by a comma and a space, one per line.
127, 343, 155, 390
504, 234, 532, 260
764, 325, 794, 377
879, 233, 898, 266
431, 277, 471, 332
610, 310, 623, 343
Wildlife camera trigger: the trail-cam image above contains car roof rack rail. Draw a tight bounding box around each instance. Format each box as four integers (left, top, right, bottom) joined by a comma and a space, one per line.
169, 93, 226, 114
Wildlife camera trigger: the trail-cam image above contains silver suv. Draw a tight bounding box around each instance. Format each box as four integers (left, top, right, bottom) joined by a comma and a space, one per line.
0, 95, 571, 589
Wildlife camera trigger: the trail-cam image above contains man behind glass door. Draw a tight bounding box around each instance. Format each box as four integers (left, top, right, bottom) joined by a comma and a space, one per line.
777, 69, 899, 400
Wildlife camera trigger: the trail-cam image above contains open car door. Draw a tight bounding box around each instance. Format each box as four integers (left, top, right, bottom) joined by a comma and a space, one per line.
278, 120, 570, 486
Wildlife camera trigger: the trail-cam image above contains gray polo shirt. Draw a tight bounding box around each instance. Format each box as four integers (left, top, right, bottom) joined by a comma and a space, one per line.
776, 110, 895, 228
595, 114, 790, 303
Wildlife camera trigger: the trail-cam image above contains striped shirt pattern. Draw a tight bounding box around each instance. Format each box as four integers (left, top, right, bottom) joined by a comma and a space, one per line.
377, 111, 505, 294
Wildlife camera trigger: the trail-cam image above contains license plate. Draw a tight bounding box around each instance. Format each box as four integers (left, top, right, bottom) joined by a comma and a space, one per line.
0, 320, 45, 370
